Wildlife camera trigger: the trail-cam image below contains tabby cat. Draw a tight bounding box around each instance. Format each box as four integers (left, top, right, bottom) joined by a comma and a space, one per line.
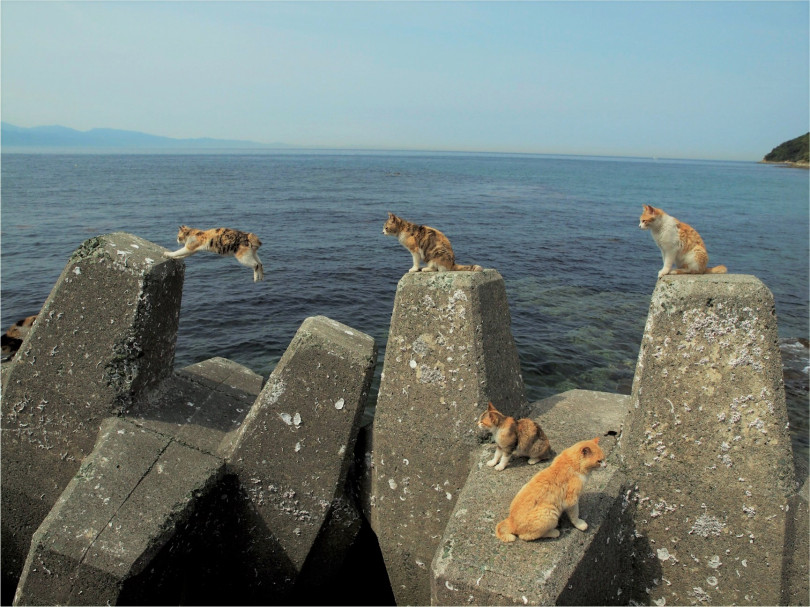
495, 437, 604, 542
165, 226, 264, 282
383, 213, 483, 273
477, 402, 551, 470
639, 205, 727, 279
1, 315, 37, 360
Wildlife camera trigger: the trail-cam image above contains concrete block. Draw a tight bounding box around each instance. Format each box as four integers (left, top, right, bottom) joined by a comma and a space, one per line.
226, 316, 377, 600
1, 233, 183, 591
14, 418, 224, 606
129, 357, 262, 457
782, 477, 809, 606
623, 275, 797, 606
371, 269, 527, 605
432, 390, 632, 605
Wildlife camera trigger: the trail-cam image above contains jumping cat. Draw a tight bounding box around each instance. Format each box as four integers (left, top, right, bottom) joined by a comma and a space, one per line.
165, 226, 264, 282
1, 315, 37, 361
477, 402, 551, 470
383, 212, 483, 273
639, 205, 727, 279
495, 437, 605, 542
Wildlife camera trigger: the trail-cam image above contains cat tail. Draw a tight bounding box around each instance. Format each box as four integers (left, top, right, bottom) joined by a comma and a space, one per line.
495, 518, 517, 542
706, 265, 727, 274
452, 263, 484, 272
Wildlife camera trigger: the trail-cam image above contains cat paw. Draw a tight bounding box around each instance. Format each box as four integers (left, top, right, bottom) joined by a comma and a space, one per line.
494, 463, 507, 471
573, 519, 588, 531
408, 268, 419, 273
486, 459, 498, 467
542, 528, 560, 539
527, 458, 540, 465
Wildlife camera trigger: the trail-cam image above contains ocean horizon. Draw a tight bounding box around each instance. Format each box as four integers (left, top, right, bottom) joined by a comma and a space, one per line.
0, 143, 771, 164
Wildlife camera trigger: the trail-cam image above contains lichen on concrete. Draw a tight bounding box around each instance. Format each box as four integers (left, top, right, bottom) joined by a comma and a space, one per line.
225, 315, 376, 601
2, 232, 183, 596
623, 274, 796, 606
373, 269, 527, 605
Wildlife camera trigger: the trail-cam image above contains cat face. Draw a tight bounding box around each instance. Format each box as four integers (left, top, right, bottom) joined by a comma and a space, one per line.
639, 205, 662, 230
575, 437, 605, 473
477, 402, 499, 429
383, 212, 402, 236
177, 225, 192, 244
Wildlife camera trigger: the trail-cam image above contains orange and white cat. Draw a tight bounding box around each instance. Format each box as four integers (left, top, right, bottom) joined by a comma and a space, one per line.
383, 213, 483, 273
477, 402, 551, 470
1, 315, 37, 360
639, 205, 727, 279
165, 226, 264, 282
495, 437, 605, 542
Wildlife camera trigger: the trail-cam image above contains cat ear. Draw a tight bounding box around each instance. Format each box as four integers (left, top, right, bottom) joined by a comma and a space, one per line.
593, 437, 600, 444
487, 402, 496, 411
388, 212, 395, 218
581, 446, 591, 457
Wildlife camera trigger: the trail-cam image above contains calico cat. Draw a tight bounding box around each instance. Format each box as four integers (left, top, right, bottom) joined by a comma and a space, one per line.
383, 213, 483, 273
1, 315, 37, 360
639, 205, 727, 279
495, 437, 605, 542
477, 402, 551, 470
165, 226, 264, 282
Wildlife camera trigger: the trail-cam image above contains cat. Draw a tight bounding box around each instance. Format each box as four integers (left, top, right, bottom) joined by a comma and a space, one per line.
383, 213, 483, 273
477, 402, 552, 470
639, 205, 727, 279
164, 226, 264, 282
495, 437, 605, 542
1, 315, 37, 361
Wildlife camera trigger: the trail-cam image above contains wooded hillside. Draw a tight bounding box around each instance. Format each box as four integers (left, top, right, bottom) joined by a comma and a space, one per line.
763, 133, 809, 164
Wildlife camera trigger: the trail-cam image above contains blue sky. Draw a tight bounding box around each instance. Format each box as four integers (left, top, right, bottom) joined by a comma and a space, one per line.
2, 1, 808, 160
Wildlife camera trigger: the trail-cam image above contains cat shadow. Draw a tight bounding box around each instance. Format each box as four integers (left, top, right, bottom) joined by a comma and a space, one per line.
510, 450, 557, 470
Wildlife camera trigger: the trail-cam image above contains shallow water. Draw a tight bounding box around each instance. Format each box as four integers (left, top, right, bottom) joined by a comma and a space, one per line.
2, 151, 807, 460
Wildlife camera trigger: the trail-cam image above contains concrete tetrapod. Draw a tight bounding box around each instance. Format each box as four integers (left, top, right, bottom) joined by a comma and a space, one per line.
2, 233, 183, 595
372, 269, 528, 605
623, 274, 797, 606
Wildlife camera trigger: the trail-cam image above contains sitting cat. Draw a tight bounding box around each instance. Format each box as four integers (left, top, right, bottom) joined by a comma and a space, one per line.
495, 437, 604, 542
639, 205, 727, 279
1, 314, 37, 360
165, 226, 264, 282
383, 212, 483, 273
477, 402, 551, 470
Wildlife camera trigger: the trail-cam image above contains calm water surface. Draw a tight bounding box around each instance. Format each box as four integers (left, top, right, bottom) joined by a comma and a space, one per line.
2, 151, 807, 461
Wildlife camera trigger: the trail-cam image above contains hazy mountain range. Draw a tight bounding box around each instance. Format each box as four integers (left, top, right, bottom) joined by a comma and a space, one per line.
1, 122, 294, 150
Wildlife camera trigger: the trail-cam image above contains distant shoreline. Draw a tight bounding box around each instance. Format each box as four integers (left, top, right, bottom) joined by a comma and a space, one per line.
759, 159, 810, 170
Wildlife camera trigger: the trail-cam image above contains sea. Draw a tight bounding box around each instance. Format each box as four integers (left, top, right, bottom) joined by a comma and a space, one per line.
1, 151, 808, 464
